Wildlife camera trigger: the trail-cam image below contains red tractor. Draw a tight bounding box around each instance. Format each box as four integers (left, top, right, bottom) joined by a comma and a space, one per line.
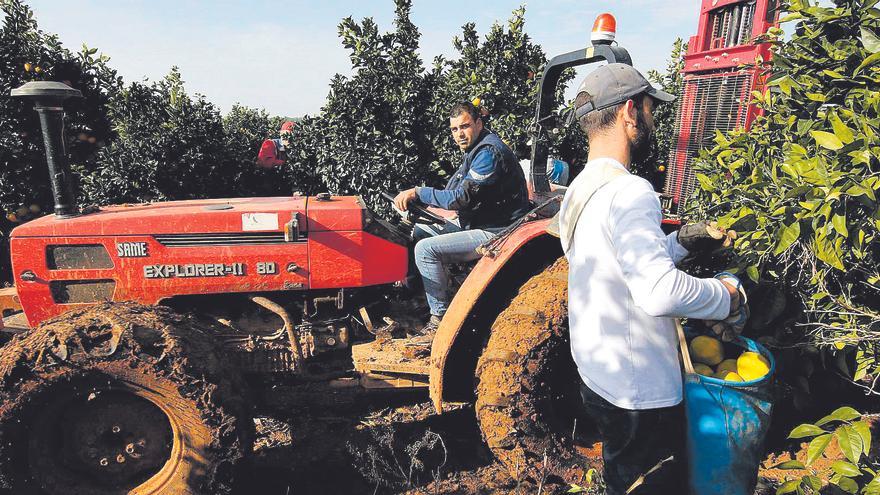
0, 17, 632, 494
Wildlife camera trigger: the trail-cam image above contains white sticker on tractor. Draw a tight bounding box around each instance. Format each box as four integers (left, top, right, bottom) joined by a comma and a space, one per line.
242, 213, 279, 231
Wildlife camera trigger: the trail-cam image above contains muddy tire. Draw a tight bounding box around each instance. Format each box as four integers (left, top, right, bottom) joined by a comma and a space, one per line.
0, 302, 253, 494
475, 257, 600, 483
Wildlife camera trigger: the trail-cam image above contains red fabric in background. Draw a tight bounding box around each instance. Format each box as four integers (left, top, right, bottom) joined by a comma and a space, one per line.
257, 139, 283, 168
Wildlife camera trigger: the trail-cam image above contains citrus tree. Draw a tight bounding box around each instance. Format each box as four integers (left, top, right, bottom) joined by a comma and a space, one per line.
426, 7, 586, 180
77, 68, 289, 204
283, 0, 441, 213
1, 0, 121, 282
690, 0, 880, 387
427, 7, 547, 172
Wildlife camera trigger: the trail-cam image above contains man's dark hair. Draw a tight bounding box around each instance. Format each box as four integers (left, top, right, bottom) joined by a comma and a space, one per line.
449, 101, 481, 122
574, 92, 646, 137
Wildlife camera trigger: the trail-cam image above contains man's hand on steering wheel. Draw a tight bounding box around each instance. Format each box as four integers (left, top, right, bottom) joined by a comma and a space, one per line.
384, 190, 446, 225
394, 188, 418, 211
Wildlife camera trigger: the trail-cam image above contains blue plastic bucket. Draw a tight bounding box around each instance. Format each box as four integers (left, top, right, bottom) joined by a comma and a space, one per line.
684, 336, 775, 495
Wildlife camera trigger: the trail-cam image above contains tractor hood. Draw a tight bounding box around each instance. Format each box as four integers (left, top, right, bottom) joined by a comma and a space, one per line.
10, 196, 367, 238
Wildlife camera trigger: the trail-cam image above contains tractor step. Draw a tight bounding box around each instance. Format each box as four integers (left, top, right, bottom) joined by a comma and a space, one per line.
351, 338, 430, 377
1, 312, 29, 335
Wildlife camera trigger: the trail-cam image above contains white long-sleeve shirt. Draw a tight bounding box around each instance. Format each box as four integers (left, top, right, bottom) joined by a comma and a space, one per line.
561, 158, 731, 410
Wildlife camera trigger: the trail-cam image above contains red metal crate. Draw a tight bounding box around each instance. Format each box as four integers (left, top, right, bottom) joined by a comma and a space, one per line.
663, 0, 779, 216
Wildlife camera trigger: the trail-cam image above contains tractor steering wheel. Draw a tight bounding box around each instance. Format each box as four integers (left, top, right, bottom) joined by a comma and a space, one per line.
380, 192, 446, 225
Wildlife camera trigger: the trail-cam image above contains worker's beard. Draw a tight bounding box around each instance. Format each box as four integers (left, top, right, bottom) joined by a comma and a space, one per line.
629, 110, 653, 164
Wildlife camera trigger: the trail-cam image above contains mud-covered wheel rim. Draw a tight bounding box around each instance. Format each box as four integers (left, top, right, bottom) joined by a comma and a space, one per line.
27, 384, 180, 494
475, 257, 602, 483
0, 303, 252, 495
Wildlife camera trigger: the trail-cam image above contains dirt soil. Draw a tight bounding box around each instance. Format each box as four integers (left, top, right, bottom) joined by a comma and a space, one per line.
235, 388, 880, 495
1, 289, 878, 494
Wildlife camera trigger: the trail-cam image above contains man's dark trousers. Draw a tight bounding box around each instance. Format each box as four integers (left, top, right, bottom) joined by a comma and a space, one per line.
578, 382, 685, 495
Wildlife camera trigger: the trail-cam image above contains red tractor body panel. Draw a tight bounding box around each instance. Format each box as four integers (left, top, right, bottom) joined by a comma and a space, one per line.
10, 196, 407, 327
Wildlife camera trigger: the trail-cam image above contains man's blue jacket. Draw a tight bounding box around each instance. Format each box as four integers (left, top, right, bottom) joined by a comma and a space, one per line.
417, 130, 530, 230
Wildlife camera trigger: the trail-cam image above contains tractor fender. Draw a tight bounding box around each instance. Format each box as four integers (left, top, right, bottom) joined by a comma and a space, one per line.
429, 217, 560, 413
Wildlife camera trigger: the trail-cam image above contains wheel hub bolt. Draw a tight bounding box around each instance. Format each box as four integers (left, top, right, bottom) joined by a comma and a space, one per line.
111, 425, 121, 434
116, 454, 126, 464
125, 443, 136, 454
99, 457, 109, 467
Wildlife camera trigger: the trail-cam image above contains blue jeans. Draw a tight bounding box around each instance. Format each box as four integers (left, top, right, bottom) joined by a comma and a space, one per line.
413, 223, 495, 317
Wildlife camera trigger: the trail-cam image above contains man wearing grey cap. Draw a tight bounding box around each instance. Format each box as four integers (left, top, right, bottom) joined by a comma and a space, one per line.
558, 64, 746, 493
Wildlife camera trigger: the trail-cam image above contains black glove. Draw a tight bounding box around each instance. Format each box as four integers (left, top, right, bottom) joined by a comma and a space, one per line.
678, 220, 736, 253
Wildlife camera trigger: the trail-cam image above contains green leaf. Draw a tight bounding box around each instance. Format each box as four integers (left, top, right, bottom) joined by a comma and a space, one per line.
802, 475, 822, 490
835, 425, 863, 464
789, 423, 827, 439
831, 460, 861, 477
816, 233, 845, 271
864, 475, 880, 495
806, 434, 833, 465
746, 265, 760, 282
776, 479, 800, 494
696, 173, 717, 192
832, 214, 848, 238
856, 51, 880, 74
774, 222, 801, 255
822, 69, 847, 78
811, 130, 844, 150
830, 113, 855, 144
862, 26, 880, 53
853, 420, 872, 457
816, 406, 861, 426
769, 460, 806, 470
836, 476, 858, 494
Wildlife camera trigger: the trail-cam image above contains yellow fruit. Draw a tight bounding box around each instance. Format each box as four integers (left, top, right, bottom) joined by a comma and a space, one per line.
658, 165, 666, 172
693, 363, 714, 376
34, 65, 42, 73
24, 62, 32, 72
715, 371, 744, 382
737, 352, 771, 381
6, 213, 17, 222
29, 204, 40, 213
716, 359, 738, 375
689, 335, 724, 366
472, 97, 481, 107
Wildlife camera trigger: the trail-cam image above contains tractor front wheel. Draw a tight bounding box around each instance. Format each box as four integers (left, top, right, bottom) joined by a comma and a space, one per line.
0, 302, 252, 494
475, 257, 602, 483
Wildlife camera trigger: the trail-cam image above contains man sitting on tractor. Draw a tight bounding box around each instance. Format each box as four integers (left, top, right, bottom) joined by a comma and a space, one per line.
393, 101, 530, 338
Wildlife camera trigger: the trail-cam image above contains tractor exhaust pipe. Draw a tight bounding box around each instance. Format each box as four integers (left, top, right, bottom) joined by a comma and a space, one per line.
10, 81, 83, 218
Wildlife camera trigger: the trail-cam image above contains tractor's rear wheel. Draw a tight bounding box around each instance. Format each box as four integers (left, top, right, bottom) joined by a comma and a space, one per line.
0, 302, 252, 494
475, 257, 602, 483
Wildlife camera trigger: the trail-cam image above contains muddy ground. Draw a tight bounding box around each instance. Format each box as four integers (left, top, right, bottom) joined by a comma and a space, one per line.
1, 295, 877, 494
232, 376, 879, 495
